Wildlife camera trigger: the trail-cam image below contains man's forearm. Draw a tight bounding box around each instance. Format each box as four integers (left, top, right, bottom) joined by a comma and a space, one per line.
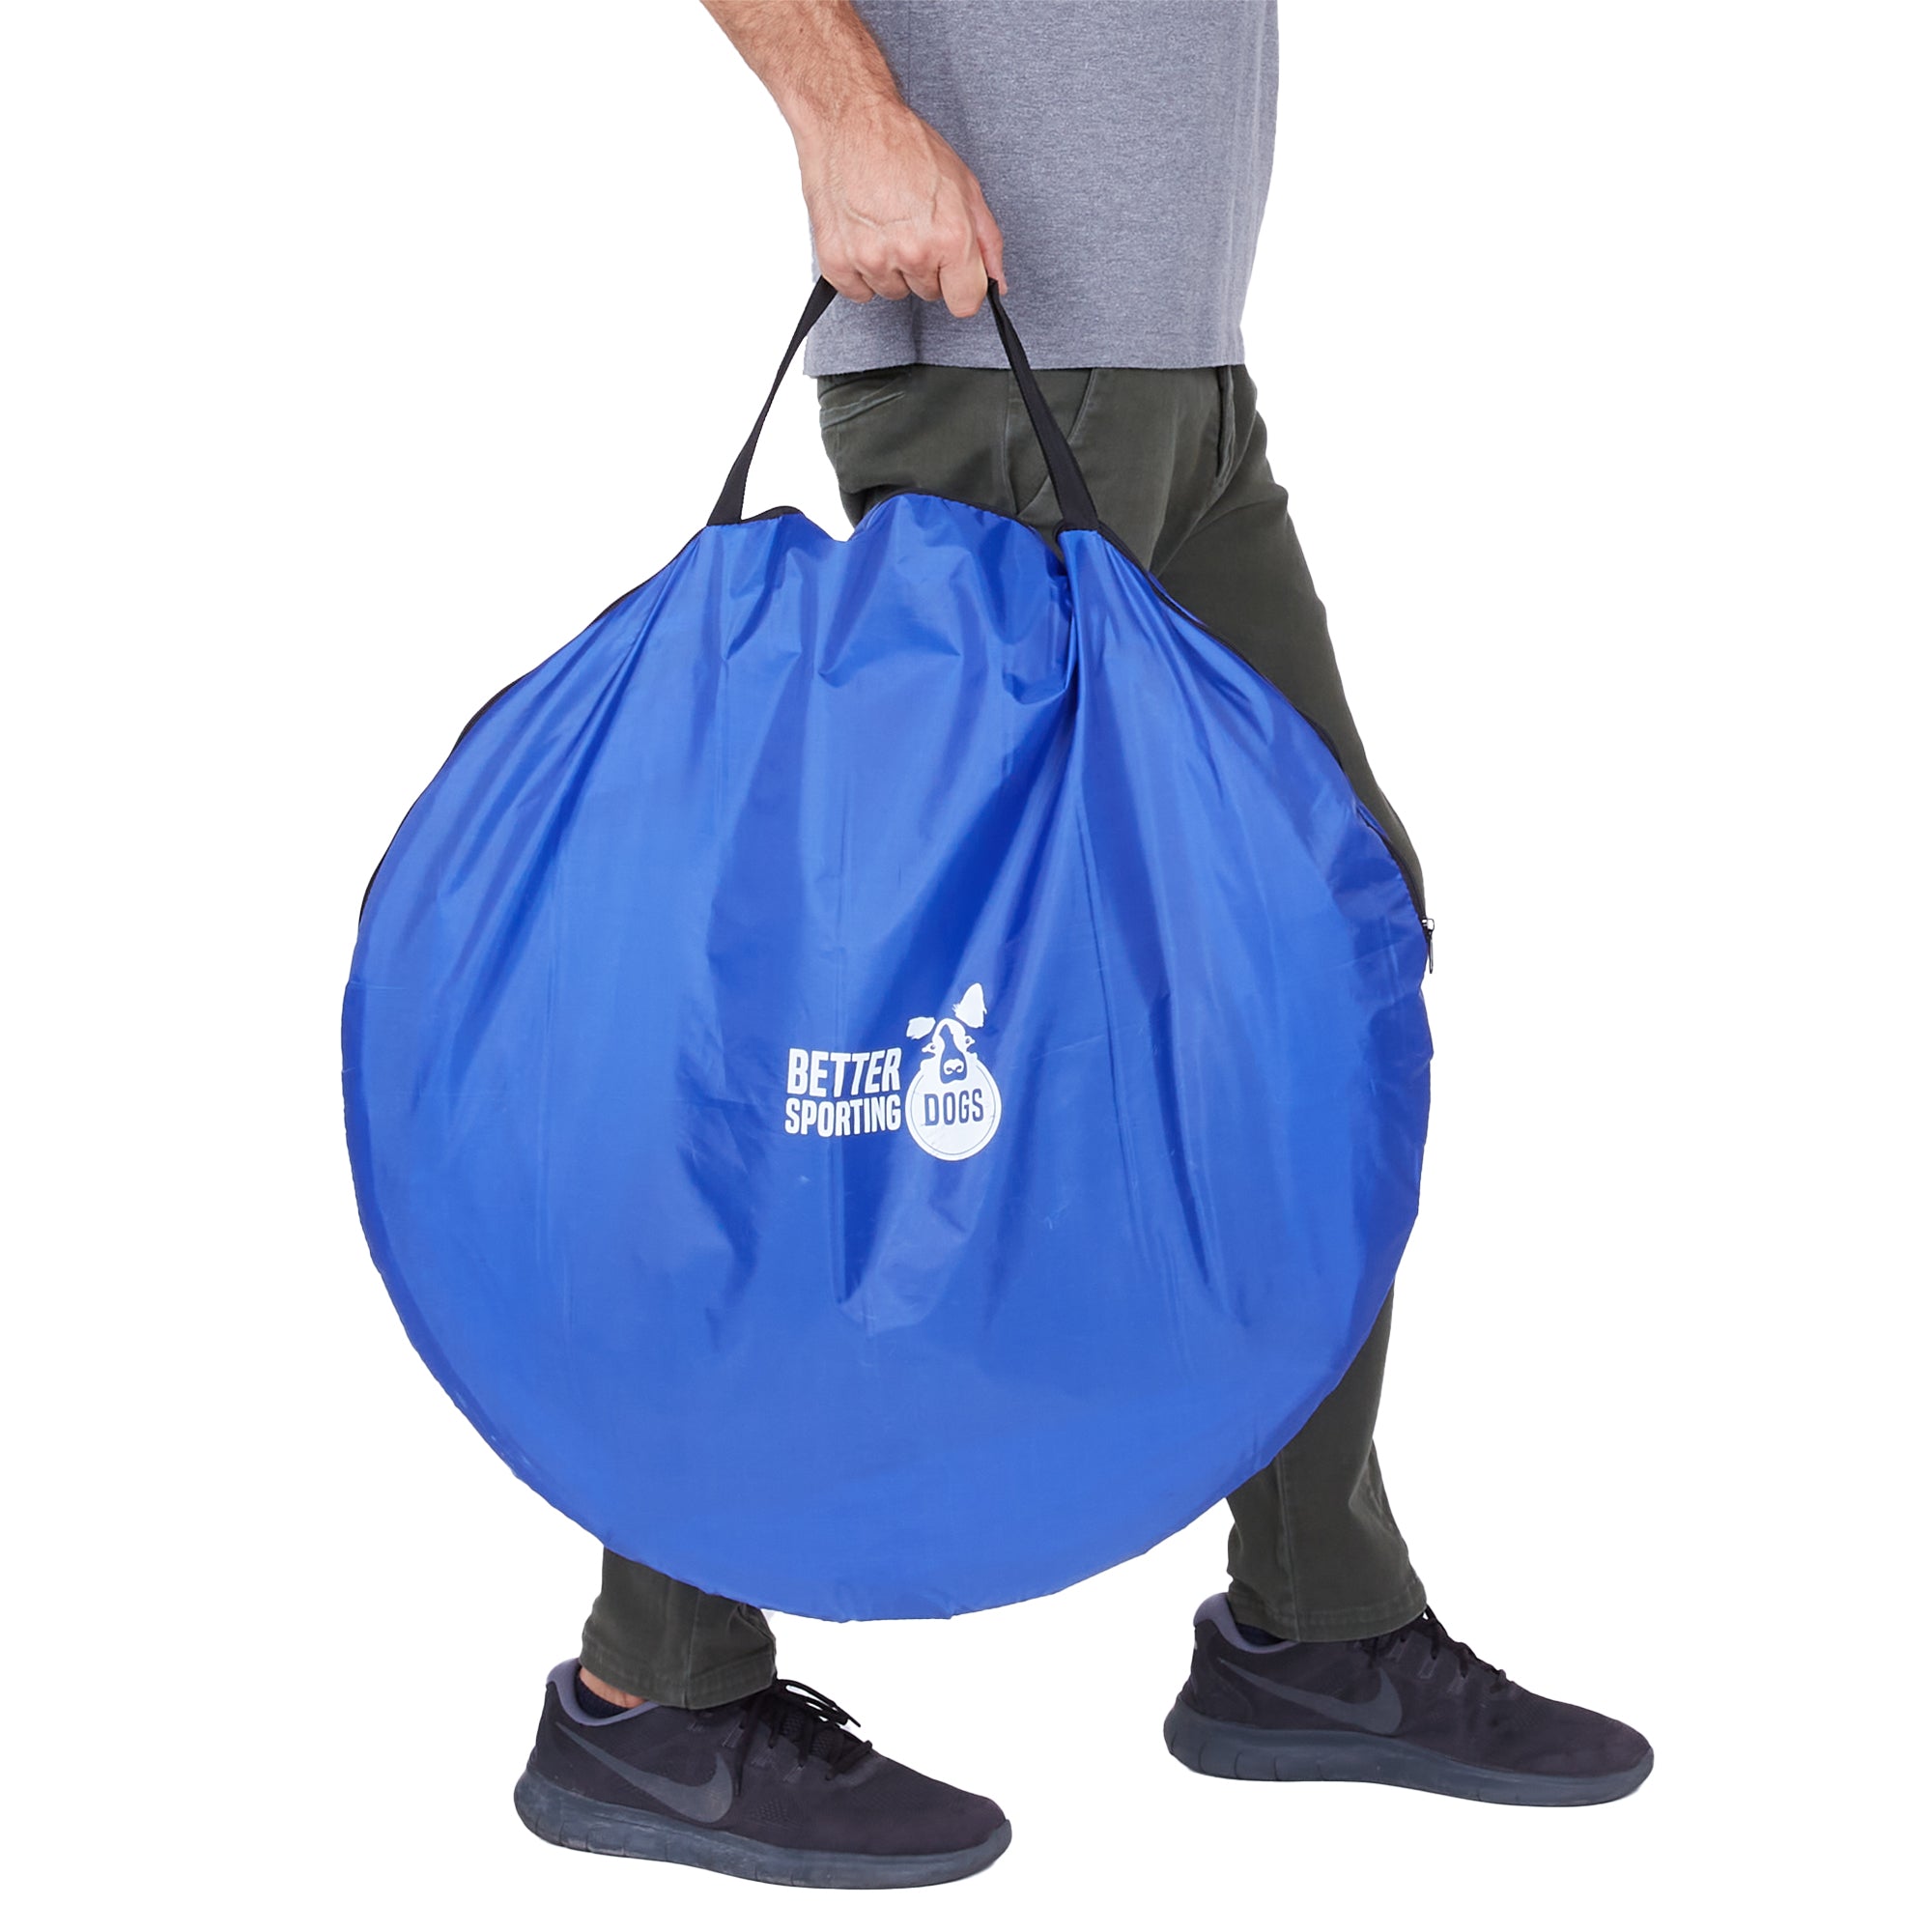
701, 0, 902, 148
698, 0, 1003, 314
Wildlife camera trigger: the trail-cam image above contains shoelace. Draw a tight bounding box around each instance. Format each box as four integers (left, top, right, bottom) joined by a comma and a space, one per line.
1362, 1605, 1507, 1685
748, 1679, 874, 1773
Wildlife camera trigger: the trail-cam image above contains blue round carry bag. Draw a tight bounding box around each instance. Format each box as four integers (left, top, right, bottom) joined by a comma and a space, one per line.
344, 283, 1432, 1619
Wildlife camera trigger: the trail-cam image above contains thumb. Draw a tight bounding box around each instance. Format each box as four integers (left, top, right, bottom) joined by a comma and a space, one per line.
938, 242, 989, 320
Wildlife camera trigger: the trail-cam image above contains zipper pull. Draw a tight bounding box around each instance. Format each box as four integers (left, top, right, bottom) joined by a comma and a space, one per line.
1420, 916, 1435, 975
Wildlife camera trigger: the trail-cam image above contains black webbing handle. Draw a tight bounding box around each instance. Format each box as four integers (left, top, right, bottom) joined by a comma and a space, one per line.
708, 278, 1100, 533
708, 278, 840, 526
984, 285, 1098, 530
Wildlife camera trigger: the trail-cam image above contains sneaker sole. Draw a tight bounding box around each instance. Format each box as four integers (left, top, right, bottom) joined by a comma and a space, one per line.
513, 1770, 1011, 1889
1163, 1699, 1653, 1806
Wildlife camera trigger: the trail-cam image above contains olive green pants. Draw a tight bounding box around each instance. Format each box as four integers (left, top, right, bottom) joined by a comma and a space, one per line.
581, 365, 1426, 1705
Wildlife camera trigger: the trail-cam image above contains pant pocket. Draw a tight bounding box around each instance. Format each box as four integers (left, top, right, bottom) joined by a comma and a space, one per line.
1214, 366, 1240, 490
817, 369, 910, 431
1008, 368, 1099, 528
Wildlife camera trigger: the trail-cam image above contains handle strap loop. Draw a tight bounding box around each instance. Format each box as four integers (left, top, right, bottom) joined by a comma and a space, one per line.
709, 279, 1100, 533
708, 278, 840, 526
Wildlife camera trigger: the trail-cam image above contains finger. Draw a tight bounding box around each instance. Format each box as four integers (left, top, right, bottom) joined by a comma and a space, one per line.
969, 190, 1007, 294
814, 239, 875, 304
901, 260, 944, 302
864, 266, 914, 302
822, 265, 874, 304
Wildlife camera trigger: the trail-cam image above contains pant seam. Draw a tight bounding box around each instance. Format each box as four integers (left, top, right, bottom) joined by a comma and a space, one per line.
1251, 1452, 1305, 1631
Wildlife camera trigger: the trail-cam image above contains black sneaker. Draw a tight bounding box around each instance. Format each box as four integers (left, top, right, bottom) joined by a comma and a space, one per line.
514, 1662, 1010, 1888
1165, 1595, 1653, 1805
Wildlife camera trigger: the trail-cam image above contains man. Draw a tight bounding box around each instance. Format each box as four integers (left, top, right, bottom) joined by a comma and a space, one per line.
512, 2, 1651, 1887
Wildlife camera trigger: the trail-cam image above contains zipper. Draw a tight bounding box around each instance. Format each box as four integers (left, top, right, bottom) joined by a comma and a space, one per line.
355, 573, 667, 923
1114, 534, 1435, 968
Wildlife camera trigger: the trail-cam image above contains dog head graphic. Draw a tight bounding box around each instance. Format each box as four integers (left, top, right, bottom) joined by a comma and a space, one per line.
903, 982, 1001, 1161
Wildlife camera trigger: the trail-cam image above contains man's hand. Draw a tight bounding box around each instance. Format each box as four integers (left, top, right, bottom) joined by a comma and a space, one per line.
702, 0, 1005, 318
796, 94, 1005, 315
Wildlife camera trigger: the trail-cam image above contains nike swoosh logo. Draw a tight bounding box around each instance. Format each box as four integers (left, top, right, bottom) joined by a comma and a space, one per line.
556, 1727, 736, 1823
1221, 1659, 1405, 1735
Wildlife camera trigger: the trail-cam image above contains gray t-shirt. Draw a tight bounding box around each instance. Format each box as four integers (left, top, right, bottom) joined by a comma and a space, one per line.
804, 0, 1278, 375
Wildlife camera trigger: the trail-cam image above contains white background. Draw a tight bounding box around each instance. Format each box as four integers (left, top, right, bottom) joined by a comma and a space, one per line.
4, 3, 1927, 1926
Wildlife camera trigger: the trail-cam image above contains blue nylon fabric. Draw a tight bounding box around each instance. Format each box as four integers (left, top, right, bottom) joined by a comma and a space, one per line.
344, 494, 1431, 1620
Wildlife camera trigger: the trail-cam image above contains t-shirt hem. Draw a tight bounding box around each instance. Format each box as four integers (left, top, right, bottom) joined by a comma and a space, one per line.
805, 330, 1249, 378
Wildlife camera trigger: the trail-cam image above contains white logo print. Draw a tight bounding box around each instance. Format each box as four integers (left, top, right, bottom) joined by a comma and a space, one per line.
903, 982, 1002, 1162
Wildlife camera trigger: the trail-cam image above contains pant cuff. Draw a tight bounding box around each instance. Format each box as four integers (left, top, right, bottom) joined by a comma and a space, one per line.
577, 1634, 777, 1710
1226, 1573, 1427, 1644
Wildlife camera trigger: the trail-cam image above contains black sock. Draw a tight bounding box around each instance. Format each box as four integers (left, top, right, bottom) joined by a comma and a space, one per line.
1235, 1619, 1291, 1647
576, 1671, 635, 1719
